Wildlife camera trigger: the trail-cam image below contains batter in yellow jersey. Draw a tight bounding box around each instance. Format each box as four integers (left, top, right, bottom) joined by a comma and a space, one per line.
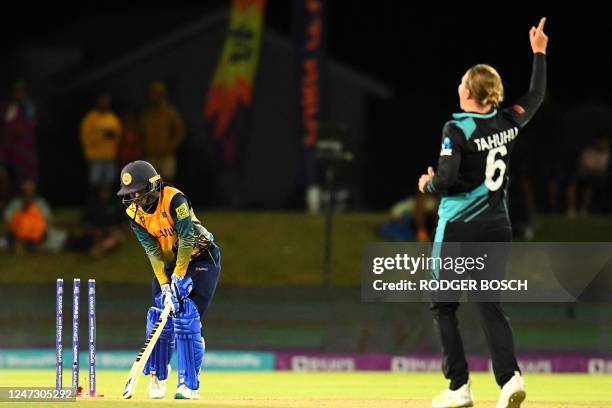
117, 160, 220, 399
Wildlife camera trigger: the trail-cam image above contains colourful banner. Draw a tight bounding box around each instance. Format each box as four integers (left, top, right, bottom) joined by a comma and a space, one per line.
3, 350, 611, 373
0, 350, 275, 371
294, 0, 326, 186
204, 0, 265, 164
274, 352, 612, 374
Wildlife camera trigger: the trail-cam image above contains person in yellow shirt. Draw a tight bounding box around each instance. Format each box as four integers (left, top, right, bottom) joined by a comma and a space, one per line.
139, 81, 184, 182
80, 93, 122, 188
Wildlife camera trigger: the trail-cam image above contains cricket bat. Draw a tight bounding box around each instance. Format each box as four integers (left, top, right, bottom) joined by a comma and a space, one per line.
122, 303, 172, 399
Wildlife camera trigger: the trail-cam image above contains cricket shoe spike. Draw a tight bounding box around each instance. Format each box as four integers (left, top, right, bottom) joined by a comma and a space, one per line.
174, 384, 200, 400
496, 371, 526, 408
432, 380, 474, 408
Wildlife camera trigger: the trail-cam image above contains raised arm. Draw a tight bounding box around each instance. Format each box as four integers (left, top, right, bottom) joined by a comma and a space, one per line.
505, 17, 549, 127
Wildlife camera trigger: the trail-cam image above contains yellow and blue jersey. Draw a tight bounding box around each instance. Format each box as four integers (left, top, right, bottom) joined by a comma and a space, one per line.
127, 185, 214, 285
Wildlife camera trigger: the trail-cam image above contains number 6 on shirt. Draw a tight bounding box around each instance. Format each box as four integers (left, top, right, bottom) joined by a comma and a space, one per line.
485, 146, 507, 191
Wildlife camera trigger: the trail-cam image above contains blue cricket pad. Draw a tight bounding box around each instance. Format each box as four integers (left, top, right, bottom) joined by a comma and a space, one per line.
143, 307, 175, 380
173, 298, 204, 390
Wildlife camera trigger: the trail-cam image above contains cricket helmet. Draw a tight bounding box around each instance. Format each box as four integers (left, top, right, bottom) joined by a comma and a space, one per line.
116, 160, 162, 208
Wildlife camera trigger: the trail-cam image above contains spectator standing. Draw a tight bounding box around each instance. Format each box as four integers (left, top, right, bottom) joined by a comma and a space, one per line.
567, 137, 610, 217
0, 80, 38, 210
139, 81, 184, 182
80, 93, 122, 189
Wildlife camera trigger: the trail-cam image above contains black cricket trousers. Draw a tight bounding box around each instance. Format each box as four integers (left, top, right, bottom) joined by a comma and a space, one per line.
430, 220, 520, 389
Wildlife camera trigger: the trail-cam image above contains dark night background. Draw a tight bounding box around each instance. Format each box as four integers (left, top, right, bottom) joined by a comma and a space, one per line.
1, 3, 611, 210
2, 2, 612, 385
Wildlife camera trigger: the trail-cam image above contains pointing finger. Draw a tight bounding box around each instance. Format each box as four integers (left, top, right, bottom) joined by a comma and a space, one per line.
537, 17, 546, 33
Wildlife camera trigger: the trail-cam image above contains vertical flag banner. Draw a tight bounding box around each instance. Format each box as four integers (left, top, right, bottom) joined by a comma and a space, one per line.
204, 0, 265, 164
294, 0, 326, 188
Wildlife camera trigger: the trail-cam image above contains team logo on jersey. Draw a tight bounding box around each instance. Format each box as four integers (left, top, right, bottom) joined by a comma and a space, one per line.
175, 202, 189, 221
440, 137, 452, 156
122, 172, 132, 185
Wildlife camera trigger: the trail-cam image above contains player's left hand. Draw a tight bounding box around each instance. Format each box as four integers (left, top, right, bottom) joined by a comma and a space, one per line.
171, 274, 193, 300
418, 167, 435, 193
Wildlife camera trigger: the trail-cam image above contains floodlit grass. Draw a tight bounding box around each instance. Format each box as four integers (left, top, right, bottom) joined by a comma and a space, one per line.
0, 370, 610, 407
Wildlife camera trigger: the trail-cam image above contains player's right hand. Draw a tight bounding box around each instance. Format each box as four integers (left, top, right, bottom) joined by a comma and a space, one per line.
530, 17, 548, 54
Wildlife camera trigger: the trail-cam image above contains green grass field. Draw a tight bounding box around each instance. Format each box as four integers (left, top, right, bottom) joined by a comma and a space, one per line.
3, 211, 612, 287
0, 370, 610, 407
2, 213, 611, 407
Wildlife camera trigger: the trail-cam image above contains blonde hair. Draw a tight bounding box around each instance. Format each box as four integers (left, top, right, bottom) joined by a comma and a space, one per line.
466, 64, 504, 107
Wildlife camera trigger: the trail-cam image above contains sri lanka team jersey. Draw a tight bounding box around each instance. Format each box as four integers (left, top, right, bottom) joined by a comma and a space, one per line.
127, 185, 214, 284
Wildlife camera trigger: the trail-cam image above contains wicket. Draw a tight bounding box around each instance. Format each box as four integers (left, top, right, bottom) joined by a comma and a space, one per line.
71, 279, 79, 392
55, 279, 63, 391
56, 278, 97, 397
88, 279, 96, 397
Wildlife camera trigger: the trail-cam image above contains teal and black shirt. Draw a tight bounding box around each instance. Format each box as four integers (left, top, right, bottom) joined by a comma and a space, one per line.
425, 53, 546, 238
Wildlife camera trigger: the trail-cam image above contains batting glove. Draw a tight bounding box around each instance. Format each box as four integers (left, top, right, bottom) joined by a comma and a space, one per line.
171, 274, 193, 300
160, 283, 179, 312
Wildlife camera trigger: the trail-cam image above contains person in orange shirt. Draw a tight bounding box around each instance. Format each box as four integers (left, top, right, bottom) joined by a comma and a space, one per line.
4, 178, 51, 253
80, 93, 122, 189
